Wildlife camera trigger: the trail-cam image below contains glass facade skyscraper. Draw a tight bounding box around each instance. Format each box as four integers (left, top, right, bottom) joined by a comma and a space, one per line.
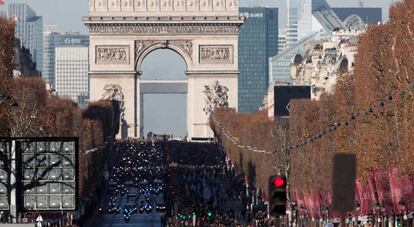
238, 7, 278, 113
2, 3, 43, 74
43, 25, 58, 87
286, 0, 299, 48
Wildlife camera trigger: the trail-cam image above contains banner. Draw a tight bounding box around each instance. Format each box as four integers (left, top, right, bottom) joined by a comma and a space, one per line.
389, 167, 403, 213
356, 179, 372, 215
374, 170, 393, 216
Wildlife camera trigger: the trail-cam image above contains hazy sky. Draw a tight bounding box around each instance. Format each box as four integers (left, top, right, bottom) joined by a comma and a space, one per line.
1, 0, 395, 32
141, 49, 187, 137
0, 0, 396, 136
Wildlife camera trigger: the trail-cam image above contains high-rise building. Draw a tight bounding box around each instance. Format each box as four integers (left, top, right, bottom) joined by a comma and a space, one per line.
278, 29, 288, 53
286, 0, 299, 47
42, 25, 58, 87
238, 7, 278, 113
55, 35, 89, 108
12, 38, 42, 77
3, 3, 43, 74
43, 31, 89, 90
297, 0, 345, 41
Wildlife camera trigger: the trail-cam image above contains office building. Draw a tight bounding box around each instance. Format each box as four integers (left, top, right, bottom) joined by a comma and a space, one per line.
12, 38, 42, 77
2, 3, 43, 73
55, 35, 89, 108
300, 0, 344, 40
286, 0, 299, 47
42, 25, 58, 87
278, 29, 288, 53
238, 7, 278, 113
44, 32, 89, 90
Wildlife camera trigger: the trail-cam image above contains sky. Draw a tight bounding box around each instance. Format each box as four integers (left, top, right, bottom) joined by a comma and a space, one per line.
141, 49, 187, 137
0, 0, 397, 137
0, 0, 396, 32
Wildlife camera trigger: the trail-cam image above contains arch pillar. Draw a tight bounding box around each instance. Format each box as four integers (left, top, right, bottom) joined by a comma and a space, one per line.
89, 71, 140, 139
186, 70, 238, 139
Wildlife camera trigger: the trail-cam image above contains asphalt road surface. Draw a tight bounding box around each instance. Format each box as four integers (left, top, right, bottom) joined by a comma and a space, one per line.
87, 191, 164, 227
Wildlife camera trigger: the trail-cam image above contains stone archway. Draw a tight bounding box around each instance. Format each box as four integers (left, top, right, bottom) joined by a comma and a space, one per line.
84, 0, 244, 139
135, 40, 193, 72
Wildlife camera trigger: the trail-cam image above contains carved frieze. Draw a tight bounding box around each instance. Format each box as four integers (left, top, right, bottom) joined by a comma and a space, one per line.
171, 40, 192, 56
96, 45, 130, 64
135, 40, 157, 60
199, 45, 233, 64
89, 0, 239, 12
88, 24, 240, 35
135, 40, 192, 60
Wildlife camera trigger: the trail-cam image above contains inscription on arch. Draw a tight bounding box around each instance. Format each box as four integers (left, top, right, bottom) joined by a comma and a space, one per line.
88, 24, 240, 35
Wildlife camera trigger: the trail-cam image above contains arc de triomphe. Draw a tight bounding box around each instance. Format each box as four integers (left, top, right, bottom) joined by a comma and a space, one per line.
83, 0, 243, 139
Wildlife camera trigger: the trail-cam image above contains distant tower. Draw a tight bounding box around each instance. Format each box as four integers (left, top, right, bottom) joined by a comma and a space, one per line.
4, 3, 43, 73
286, 0, 299, 47
238, 7, 278, 113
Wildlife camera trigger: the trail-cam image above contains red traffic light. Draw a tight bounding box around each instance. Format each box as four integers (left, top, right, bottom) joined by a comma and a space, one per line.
273, 177, 285, 187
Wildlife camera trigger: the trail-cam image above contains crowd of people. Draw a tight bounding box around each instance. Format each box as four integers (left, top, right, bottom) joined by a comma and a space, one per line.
88, 139, 273, 226
165, 141, 271, 226
98, 139, 167, 223
109, 139, 165, 186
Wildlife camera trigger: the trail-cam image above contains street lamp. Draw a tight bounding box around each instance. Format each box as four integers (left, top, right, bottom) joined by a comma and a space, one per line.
354, 201, 360, 226
299, 205, 307, 226
323, 205, 329, 224
399, 198, 407, 226
370, 201, 380, 226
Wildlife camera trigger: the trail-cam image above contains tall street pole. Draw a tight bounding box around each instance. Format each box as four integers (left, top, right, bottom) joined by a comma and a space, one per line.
10, 140, 17, 223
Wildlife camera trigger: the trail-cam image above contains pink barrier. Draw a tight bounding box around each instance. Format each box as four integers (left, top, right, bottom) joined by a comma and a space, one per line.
291, 168, 414, 216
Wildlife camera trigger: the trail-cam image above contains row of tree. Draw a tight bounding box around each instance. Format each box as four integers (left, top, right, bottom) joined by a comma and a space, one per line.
211, 0, 414, 214
0, 18, 118, 200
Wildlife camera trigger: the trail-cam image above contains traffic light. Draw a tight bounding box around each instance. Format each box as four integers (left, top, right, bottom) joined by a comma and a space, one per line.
268, 175, 287, 216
